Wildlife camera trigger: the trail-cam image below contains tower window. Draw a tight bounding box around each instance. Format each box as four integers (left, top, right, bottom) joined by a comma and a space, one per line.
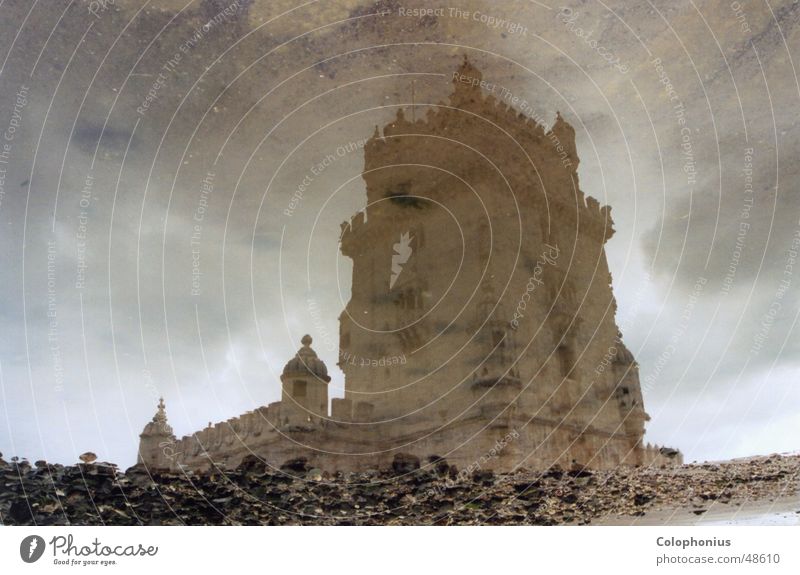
492, 329, 505, 348
410, 288, 420, 309
395, 287, 423, 310
294, 380, 307, 399
557, 345, 572, 377
387, 182, 429, 209
414, 226, 425, 249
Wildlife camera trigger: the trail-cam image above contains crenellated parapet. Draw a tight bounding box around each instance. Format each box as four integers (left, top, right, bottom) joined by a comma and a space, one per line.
364, 58, 574, 166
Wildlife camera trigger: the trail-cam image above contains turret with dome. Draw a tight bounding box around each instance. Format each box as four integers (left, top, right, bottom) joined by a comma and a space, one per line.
280, 335, 330, 428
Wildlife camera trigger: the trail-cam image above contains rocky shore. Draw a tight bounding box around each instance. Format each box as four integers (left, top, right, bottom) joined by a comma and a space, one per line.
1, 452, 798, 525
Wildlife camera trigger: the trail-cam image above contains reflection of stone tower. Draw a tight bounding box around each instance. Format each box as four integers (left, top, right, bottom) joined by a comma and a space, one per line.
138, 398, 177, 469
136, 58, 680, 474
336, 55, 662, 467
280, 335, 331, 428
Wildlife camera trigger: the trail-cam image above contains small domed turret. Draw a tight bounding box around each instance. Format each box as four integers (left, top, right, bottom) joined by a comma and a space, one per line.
282, 335, 331, 382
280, 335, 330, 427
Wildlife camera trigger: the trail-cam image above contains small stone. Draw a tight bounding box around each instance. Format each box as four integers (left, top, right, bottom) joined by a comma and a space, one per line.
427, 455, 451, 476
392, 453, 420, 474
79, 452, 97, 464
9, 500, 34, 523
472, 469, 494, 483
237, 454, 266, 473
280, 457, 310, 473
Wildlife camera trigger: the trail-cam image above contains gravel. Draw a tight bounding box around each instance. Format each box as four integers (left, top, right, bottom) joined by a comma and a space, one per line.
1, 453, 797, 526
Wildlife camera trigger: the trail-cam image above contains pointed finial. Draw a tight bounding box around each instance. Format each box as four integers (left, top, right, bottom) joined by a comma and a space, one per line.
151, 396, 169, 427
452, 54, 482, 98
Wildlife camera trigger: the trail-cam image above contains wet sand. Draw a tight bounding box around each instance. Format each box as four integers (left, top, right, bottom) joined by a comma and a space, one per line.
597, 494, 800, 525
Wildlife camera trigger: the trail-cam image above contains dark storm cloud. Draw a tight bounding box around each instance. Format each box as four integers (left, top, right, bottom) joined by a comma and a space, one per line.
73, 121, 138, 155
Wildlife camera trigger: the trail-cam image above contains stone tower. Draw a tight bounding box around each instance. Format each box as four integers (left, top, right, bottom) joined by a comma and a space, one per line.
137, 398, 177, 469
136, 58, 680, 473
336, 56, 652, 466
280, 335, 331, 428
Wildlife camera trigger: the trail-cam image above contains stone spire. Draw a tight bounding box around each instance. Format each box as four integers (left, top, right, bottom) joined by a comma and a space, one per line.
138, 397, 177, 469
155, 397, 167, 423
141, 397, 173, 437
451, 54, 484, 105
454, 54, 482, 86
548, 110, 578, 167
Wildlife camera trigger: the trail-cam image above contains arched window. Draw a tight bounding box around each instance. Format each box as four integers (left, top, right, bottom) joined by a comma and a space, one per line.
492, 329, 505, 348
557, 344, 572, 377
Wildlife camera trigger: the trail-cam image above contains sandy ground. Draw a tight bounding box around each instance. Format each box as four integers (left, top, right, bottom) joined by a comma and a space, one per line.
597, 494, 800, 525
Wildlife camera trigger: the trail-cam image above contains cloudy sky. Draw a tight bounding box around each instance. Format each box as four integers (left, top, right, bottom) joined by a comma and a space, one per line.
0, 0, 798, 467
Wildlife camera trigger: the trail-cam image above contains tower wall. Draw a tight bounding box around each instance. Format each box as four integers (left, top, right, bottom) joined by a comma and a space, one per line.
281, 373, 329, 426
338, 58, 649, 467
